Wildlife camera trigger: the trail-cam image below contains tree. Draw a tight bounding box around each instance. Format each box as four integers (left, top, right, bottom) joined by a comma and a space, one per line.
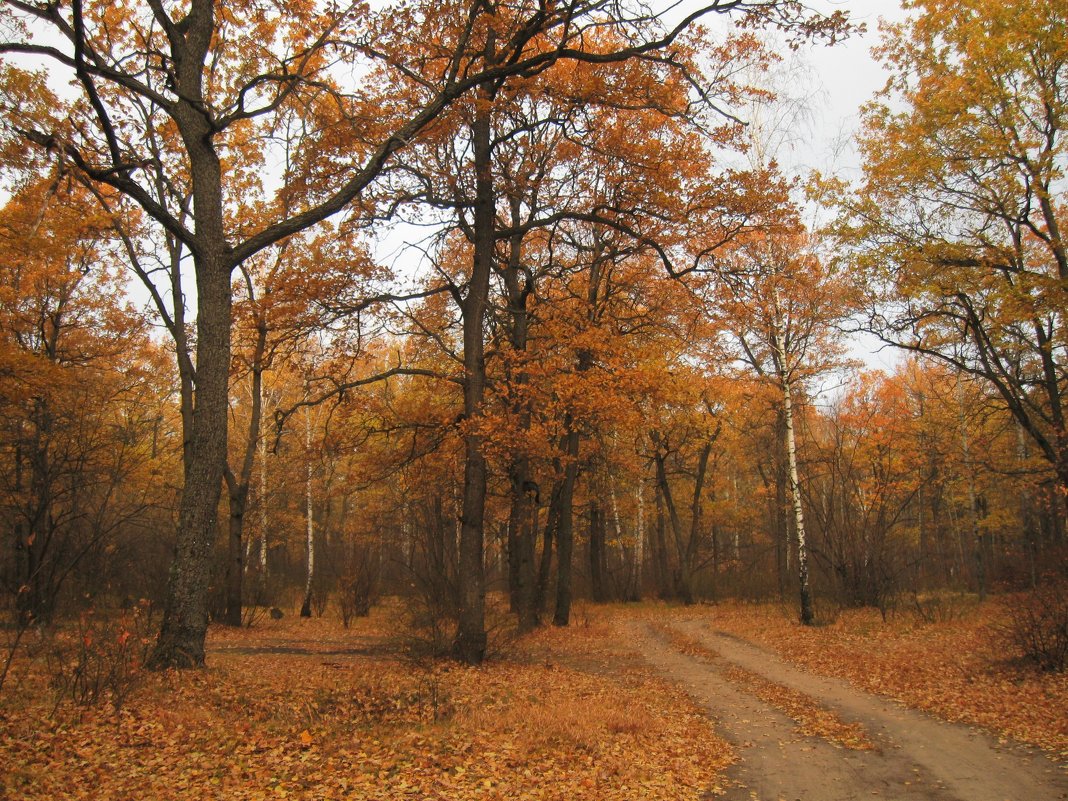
0, 0, 848, 667
0, 177, 161, 625
838, 0, 1068, 527
364, 4, 843, 655
718, 215, 855, 623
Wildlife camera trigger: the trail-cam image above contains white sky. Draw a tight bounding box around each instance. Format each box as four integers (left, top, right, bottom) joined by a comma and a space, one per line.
792, 0, 910, 377
774, 0, 909, 176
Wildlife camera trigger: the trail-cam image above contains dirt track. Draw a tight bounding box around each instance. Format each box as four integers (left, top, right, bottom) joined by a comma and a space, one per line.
628, 619, 1068, 801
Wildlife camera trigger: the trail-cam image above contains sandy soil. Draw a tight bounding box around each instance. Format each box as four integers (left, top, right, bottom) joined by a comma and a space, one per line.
627, 618, 1067, 801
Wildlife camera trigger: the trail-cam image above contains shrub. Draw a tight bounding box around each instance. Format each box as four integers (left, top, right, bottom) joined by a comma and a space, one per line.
47, 600, 154, 714
1004, 582, 1068, 672
908, 591, 978, 625
337, 544, 382, 628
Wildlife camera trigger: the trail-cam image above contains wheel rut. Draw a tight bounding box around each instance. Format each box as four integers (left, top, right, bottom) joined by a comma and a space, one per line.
627, 619, 1067, 801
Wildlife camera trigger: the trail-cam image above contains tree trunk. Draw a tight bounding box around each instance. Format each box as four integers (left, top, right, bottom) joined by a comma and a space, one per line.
653, 482, 671, 599
774, 409, 788, 602
223, 275, 269, 627
589, 500, 607, 603
630, 479, 645, 601
507, 459, 538, 631
150, 250, 231, 668
774, 324, 813, 626
149, 18, 233, 667
534, 481, 561, 617
956, 380, 986, 601
553, 426, 581, 626
685, 442, 712, 603
653, 443, 689, 603
258, 427, 269, 578
223, 484, 248, 627
454, 77, 496, 664
501, 197, 538, 632
301, 406, 315, 618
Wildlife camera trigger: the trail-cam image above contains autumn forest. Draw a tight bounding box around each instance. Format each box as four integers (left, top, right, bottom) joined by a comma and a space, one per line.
0, 0, 1065, 799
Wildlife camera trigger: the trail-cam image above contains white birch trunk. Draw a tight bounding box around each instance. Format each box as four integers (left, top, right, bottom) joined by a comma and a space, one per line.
773, 316, 814, 625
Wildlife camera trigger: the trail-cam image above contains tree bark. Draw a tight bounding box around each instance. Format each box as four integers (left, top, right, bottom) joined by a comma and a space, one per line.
149, 5, 234, 668
589, 500, 607, 603
501, 197, 538, 632
534, 481, 561, 616
773, 322, 813, 626
454, 74, 496, 664
553, 425, 581, 626
300, 405, 315, 618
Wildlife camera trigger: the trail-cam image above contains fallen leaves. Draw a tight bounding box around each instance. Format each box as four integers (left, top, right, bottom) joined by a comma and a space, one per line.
699, 599, 1068, 761
718, 665, 874, 751
651, 622, 874, 751
0, 608, 734, 801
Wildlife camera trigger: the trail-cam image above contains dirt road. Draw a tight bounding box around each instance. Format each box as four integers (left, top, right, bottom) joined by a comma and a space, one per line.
629, 619, 1067, 801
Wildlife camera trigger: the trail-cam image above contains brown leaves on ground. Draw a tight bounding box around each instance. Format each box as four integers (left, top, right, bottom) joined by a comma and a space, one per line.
652, 622, 874, 751
0, 609, 733, 801
700, 598, 1068, 761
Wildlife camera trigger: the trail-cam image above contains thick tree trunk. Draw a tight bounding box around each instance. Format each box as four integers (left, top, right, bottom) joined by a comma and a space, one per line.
150, 252, 231, 668
454, 81, 496, 664
149, 14, 233, 667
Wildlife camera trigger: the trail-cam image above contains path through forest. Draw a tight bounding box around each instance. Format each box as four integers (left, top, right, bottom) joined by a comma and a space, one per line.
629, 619, 1067, 801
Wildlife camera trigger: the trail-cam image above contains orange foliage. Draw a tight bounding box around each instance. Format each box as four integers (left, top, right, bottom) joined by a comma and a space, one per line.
1, 611, 733, 801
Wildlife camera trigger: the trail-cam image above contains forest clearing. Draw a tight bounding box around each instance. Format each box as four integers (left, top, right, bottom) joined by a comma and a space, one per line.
1, 600, 1065, 800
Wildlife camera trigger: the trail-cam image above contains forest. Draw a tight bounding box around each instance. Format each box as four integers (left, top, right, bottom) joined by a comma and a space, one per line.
0, 0, 1065, 799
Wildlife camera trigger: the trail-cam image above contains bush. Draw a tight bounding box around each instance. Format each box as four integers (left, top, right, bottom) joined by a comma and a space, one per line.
1004, 582, 1068, 672
47, 600, 154, 714
908, 591, 978, 625
337, 550, 381, 629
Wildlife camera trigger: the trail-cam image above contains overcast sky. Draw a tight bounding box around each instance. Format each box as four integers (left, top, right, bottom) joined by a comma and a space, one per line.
774, 0, 909, 176
785, 1, 912, 377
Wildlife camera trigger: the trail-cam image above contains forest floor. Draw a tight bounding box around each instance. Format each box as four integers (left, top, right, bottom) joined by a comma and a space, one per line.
0, 597, 1065, 800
